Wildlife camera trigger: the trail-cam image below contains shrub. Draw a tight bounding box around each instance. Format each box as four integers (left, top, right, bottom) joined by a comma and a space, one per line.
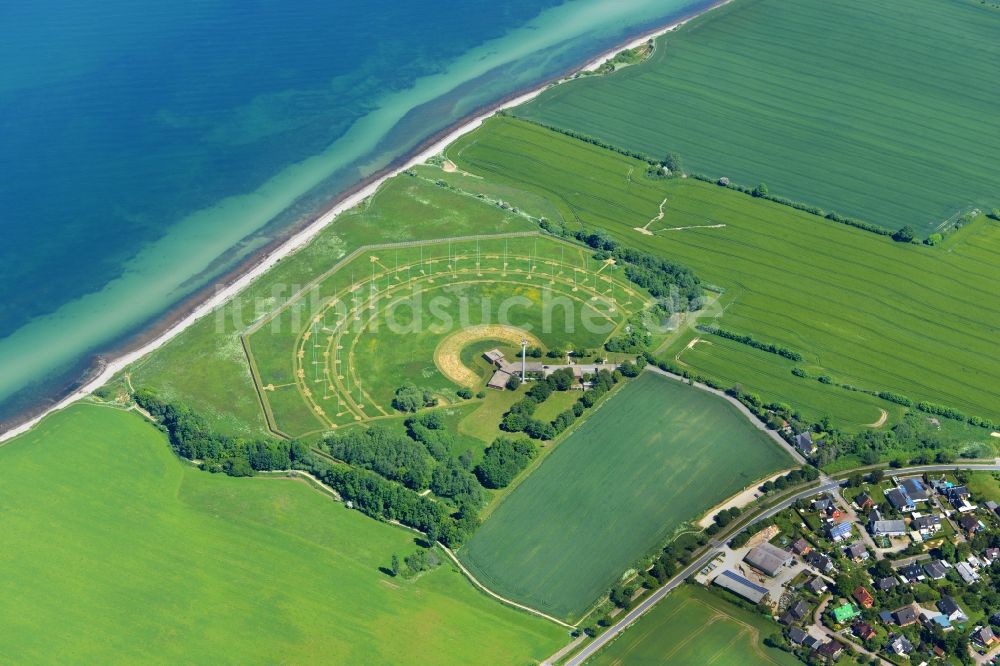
474, 437, 537, 488
391, 382, 437, 412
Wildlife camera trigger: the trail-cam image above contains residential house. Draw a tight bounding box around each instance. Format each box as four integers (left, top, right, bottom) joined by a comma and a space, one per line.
805, 551, 834, 574
923, 559, 950, 580
824, 504, 844, 521
899, 477, 930, 502
891, 605, 918, 627
985, 548, 1000, 564
845, 541, 868, 562
781, 599, 810, 626
868, 508, 884, 524
876, 576, 898, 592
911, 513, 942, 537
897, 563, 925, 584
805, 576, 828, 594
956, 561, 980, 584
853, 622, 876, 641
921, 612, 952, 631
885, 488, 916, 513
796, 431, 816, 456
985, 500, 999, 514
826, 521, 853, 542
814, 640, 844, 660
802, 635, 824, 651
974, 626, 999, 649
937, 596, 968, 623
744, 542, 793, 577
853, 586, 875, 609
832, 603, 861, 624
946, 486, 976, 513
959, 514, 983, 536
888, 634, 914, 656
713, 570, 769, 604
812, 497, 833, 512
855, 492, 875, 512
871, 520, 907, 537
791, 538, 812, 555
788, 626, 808, 645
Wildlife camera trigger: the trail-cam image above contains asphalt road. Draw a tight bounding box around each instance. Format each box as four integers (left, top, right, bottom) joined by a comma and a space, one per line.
562, 463, 1000, 665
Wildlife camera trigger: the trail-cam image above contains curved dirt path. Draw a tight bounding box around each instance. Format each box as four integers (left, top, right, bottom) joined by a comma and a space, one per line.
433, 325, 541, 387
866, 408, 888, 428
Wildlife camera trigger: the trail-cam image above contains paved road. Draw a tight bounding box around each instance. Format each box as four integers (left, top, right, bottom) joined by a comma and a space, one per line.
560, 463, 1000, 664
563, 545, 721, 665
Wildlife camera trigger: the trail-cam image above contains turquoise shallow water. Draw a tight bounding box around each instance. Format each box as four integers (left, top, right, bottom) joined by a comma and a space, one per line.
0, 0, 707, 427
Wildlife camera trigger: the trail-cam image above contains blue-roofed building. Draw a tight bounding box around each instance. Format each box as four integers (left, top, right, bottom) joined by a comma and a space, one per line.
714, 570, 769, 604
899, 478, 929, 502
826, 521, 853, 542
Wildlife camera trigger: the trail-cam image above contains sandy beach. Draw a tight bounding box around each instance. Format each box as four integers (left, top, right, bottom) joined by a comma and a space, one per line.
0, 0, 729, 445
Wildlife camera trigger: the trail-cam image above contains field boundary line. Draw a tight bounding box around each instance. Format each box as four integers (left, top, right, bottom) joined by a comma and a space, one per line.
439, 544, 575, 629
242, 231, 543, 337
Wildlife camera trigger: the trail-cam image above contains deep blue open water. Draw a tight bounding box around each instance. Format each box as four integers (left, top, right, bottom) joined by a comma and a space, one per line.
0, 0, 707, 428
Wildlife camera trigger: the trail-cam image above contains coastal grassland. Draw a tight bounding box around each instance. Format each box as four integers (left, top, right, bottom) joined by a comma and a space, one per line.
122, 175, 536, 436
588, 585, 801, 666
244, 234, 647, 437
448, 117, 1000, 428
0, 403, 564, 664
458, 371, 792, 621
514, 0, 1000, 232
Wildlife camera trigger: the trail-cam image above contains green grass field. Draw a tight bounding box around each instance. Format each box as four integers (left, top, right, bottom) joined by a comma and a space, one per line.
0, 404, 564, 664
123, 175, 537, 436
515, 0, 1000, 233
449, 117, 1000, 428
244, 233, 647, 436
459, 371, 791, 620
588, 586, 801, 666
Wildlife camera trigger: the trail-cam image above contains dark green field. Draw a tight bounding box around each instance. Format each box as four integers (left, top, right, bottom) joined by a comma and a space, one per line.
516, 0, 1000, 232
448, 117, 1000, 428
459, 371, 791, 620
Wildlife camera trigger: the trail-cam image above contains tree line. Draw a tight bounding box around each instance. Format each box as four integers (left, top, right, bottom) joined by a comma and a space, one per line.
499, 364, 637, 442
696, 324, 803, 361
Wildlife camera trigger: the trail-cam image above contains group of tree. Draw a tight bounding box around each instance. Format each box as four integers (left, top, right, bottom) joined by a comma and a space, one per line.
474, 437, 537, 489
391, 382, 437, 413
500, 366, 625, 440
570, 230, 702, 308
308, 460, 476, 547
697, 324, 803, 361
134, 388, 309, 476
389, 547, 439, 579
135, 388, 485, 547
404, 411, 454, 461
322, 426, 431, 490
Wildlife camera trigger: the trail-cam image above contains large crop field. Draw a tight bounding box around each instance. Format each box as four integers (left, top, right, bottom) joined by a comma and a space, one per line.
0, 404, 564, 664
515, 0, 1000, 232
589, 585, 801, 666
448, 117, 1000, 428
459, 371, 792, 620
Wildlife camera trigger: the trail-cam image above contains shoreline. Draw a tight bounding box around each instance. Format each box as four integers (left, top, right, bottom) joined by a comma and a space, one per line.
0, 0, 730, 444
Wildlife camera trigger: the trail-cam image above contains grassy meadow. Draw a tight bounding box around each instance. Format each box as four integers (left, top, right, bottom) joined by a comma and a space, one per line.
244, 234, 646, 436
459, 371, 791, 620
589, 585, 801, 666
515, 0, 1000, 233
123, 175, 537, 436
0, 404, 564, 664
449, 117, 1000, 429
